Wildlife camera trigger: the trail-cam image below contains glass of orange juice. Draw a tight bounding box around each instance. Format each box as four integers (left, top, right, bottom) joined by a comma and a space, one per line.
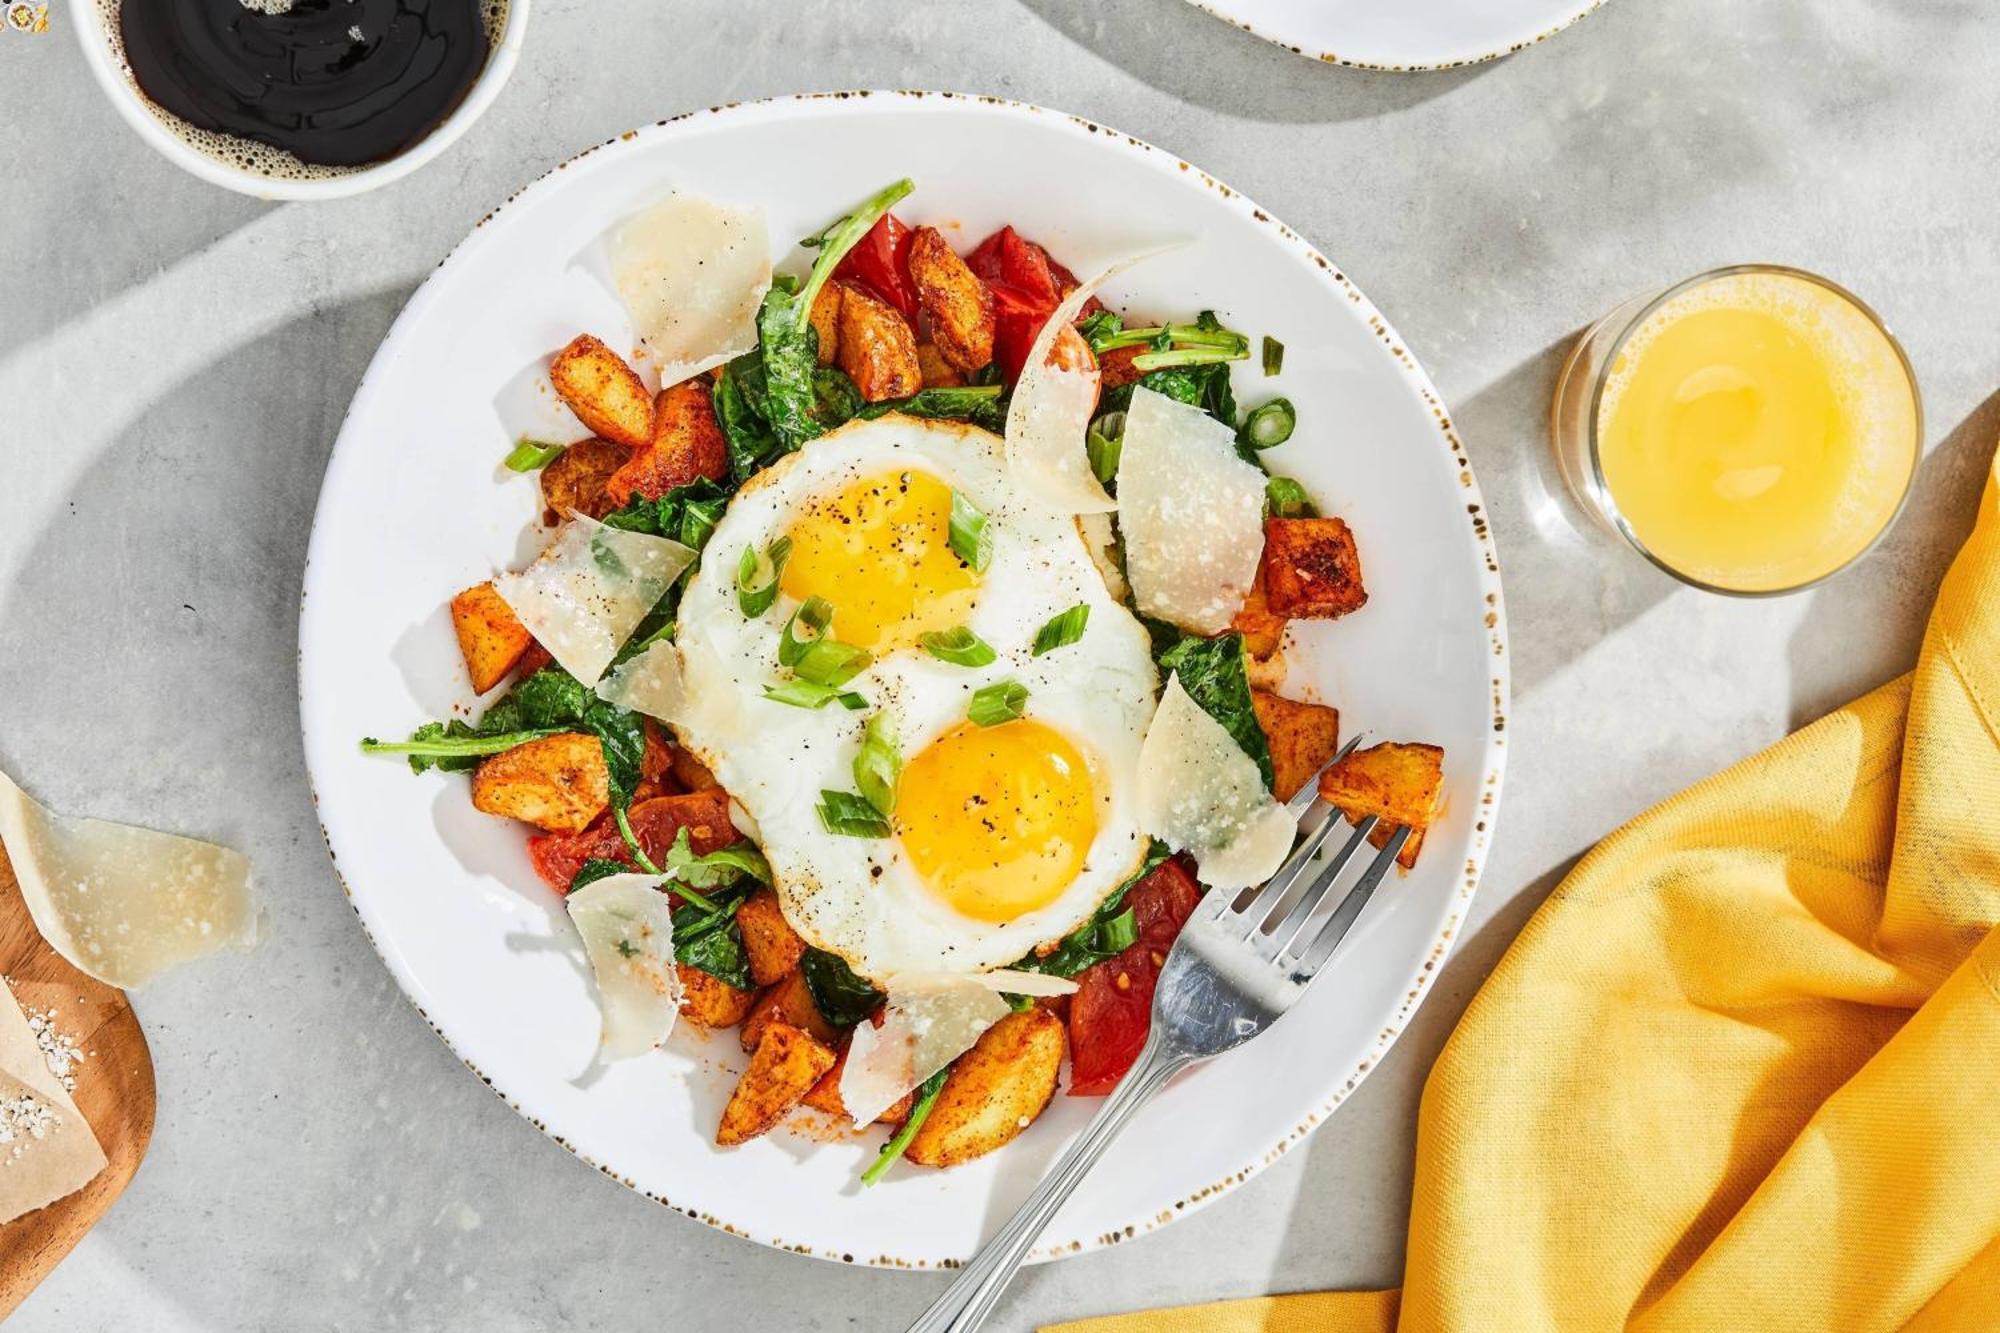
1551, 265, 1922, 594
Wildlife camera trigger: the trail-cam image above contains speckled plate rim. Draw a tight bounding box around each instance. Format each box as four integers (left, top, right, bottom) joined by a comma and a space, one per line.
298, 90, 1510, 1269
1183, 0, 1609, 70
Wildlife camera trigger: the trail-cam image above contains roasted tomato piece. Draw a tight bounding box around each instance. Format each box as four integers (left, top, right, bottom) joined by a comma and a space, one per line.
832, 212, 919, 322
1067, 857, 1202, 1095
527, 788, 736, 892
972, 225, 1105, 383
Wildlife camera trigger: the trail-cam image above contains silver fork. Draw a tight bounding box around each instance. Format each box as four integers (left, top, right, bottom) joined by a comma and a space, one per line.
906, 740, 1408, 1333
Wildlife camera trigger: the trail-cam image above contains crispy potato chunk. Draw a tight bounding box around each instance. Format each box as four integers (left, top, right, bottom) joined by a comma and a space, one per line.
606, 379, 730, 506
906, 226, 996, 373
808, 283, 843, 366
736, 889, 807, 988
549, 334, 653, 450
470, 733, 609, 834
1251, 691, 1341, 803
670, 744, 721, 793
538, 439, 626, 523
1260, 517, 1367, 620
801, 1041, 913, 1124
835, 280, 922, 402
513, 640, 554, 681
1318, 742, 1445, 870
741, 968, 839, 1050
905, 1009, 1065, 1168
1098, 344, 1147, 390
1232, 565, 1288, 660
449, 581, 532, 694
917, 341, 964, 389
716, 1021, 836, 1147
678, 964, 757, 1028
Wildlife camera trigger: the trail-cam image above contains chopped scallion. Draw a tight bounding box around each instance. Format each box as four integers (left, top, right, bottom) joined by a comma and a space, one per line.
967, 680, 1029, 727
1261, 336, 1285, 377
853, 713, 902, 819
504, 438, 566, 472
736, 536, 792, 617
1239, 398, 1296, 450
1096, 906, 1138, 953
918, 626, 997, 668
1266, 476, 1318, 519
779, 596, 835, 669
1032, 604, 1090, 656
947, 489, 993, 573
764, 681, 868, 710
817, 789, 893, 838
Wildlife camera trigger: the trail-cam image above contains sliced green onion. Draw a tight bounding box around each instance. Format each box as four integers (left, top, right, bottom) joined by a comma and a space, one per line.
1262, 336, 1285, 377
918, 626, 997, 668
1032, 604, 1090, 656
779, 596, 835, 669
764, 681, 868, 710
948, 489, 993, 574
1239, 398, 1296, 450
794, 638, 871, 687
1096, 906, 1138, 953
1086, 411, 1125, 486
817, 789, 893, 838
968, 680, 1028, 727
853, 713, 902, 819
862, 1065, 950, 1185
1266, 476, 1318, 519
1004, 992, 1035, 1013
736, 536, 792, 618
504, 438, 566, 472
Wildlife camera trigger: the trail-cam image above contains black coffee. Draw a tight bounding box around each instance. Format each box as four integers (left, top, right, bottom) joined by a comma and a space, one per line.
120, 0, 492, 170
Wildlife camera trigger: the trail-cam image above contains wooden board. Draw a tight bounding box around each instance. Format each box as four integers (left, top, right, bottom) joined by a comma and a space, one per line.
0, 843, 155, 1319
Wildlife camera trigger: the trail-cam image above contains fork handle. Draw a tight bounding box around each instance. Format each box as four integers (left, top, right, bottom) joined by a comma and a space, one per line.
904, 1038, 1196, 1333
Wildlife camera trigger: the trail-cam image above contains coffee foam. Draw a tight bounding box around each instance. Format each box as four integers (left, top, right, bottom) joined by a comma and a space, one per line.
90, 0, 508, 183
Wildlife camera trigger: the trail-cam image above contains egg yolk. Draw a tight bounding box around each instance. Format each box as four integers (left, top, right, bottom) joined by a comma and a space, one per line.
895, 720, 1099, 922
779, 469, 979, 652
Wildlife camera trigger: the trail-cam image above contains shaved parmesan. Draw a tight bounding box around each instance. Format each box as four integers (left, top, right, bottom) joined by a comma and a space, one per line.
0, 769, 258, 989
611, 193, 771, 386
1118, 386, 1268, 634
839, 976, 1010, 1125
886, 969, 1080, 998
1138, 677, 1296, 890
1005, 247, 1177, 514
1076, 512, 1129, 602
594, 638, 686, 722
0, 983, 105, 1224
493, 516, 694, 686
566, 873, 681, 1060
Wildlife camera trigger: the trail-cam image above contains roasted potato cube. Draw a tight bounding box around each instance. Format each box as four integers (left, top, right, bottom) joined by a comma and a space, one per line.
906, 226, 996, 373
449, 581, 532, 694
1232, 565, 1287, 660
678, 964, 756, 1028
1260, 517, 1367, 620
905, 1009, 1065, 1168
916, 341, 964, 389
801, 1041, 913, 1124
470, 733, 609, 834
741, 968, 839, 1050
1319, 742, 1444, 869
512, 640, 554, 682
1098, 343, 1146, 390
605, 379, 730, 506
1251, 691, 1341, 803
538, 438, 626, 523
670, 744, 721, 793
549, 334, 654, 450
736, 889, 807, 988
808, 283, 843, 366
834, 280, 922, 402
716, 1021, 837, 1147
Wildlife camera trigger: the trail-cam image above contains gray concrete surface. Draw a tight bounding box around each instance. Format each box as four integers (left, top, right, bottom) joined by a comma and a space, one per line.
3, 1, 1997, 1328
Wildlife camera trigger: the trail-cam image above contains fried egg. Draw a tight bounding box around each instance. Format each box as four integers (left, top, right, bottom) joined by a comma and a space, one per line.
671, 414, 1158, 979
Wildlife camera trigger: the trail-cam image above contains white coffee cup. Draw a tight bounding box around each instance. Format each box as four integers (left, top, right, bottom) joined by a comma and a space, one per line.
66, 0, 530, 201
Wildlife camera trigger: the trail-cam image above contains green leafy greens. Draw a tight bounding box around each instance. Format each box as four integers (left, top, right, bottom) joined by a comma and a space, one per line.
1156, 633, 1275, 791
800, 948, 884, 1029
1012, 840, 1171, 978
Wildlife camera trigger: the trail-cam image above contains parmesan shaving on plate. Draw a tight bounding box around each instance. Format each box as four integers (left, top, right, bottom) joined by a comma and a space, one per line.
565, 873, 681, 1060
493, 516, 695, 686
0, 980, 105, 1224
1118, 385, 1269, 634
1137, 677, 1296, 890
1004, 247, 1179, 514
610, 192, 772, 386
0, 769, 258, 989
838, 975, 1011, 1125
594, 638, 686, 722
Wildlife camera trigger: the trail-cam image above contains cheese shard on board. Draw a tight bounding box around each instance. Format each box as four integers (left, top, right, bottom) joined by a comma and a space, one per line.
594, 638, 686, 722
494, 516, 695, 686
838, 976, 1011, 1125
566, 873, 682, 1061
611, 192, 772, 386
0, 770, 258, 989
1117, 385, 1269, 635
1004, 246, 1178, 515
1137, 677, 1295, 890
0, 982, 106, 1226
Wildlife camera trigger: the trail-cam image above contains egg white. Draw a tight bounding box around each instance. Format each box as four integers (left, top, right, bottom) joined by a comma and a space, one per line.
671, 414, 1159, 980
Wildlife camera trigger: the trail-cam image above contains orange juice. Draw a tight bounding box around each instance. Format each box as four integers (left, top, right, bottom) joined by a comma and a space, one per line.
1593, 270, 1918, 592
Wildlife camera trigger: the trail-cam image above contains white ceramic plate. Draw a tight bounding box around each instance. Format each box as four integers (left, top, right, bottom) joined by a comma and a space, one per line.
299, 93, 1508, 1268
1186, 0, 1608, 69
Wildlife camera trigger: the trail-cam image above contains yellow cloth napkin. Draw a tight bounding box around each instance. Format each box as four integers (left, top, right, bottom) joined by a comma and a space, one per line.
1051, 449, 2000, 1332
